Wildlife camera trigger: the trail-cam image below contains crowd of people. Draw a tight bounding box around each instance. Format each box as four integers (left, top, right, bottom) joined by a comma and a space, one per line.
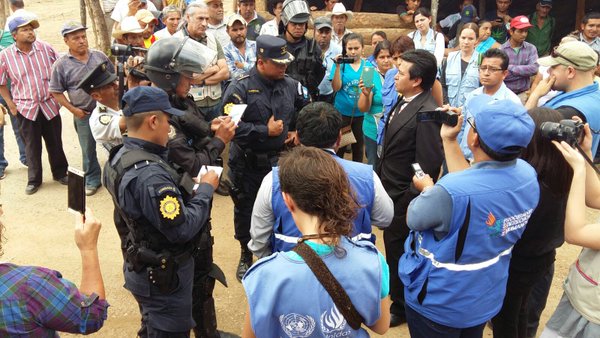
1, 0, 600, 337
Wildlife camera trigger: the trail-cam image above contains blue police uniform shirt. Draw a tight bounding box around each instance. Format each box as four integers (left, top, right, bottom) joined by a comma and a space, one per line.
270, 153, 375, 252
106, 137, 214, 331
401, 159, 539, 328
243, 237, 387, 337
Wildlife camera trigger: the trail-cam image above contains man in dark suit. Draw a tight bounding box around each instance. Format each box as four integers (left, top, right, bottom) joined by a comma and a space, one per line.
376, 49, 444, 327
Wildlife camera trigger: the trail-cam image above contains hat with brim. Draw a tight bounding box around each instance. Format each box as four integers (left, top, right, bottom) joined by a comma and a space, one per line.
61, 21, 87, 37
227, 14, 247, 27
314, 16, 332, 30
538, 40, 598, 71
122, 86, 185, 117
76, 62, 117, 94
8, 17, 39, 33
256, 35, 294, 64
112, 16, 145, 39
135, 9, 158, 24
539, 0, 552, 7
327, 3, 353, 21
510, 15, 533, 30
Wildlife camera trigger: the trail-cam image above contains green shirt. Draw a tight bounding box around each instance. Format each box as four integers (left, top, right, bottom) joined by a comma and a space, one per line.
526, 12, 555, 57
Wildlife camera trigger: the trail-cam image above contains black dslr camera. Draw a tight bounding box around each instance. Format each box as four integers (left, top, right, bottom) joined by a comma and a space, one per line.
417, 110, 459, 127
540, 119, 584, 146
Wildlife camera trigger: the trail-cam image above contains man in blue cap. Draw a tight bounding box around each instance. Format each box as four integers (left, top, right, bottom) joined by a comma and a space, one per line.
103, 86, 220, 337
222, 34, 308, 282
400, 95, 540, 337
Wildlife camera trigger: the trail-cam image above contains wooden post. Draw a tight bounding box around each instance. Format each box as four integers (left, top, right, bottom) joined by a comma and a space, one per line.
0, 0, 7, 29
353, 0, 363, 12
576, 0, 585, 30
80, 0, 87, 27
479, 0, 486, 21
256, 0, 266, 12
431, 0, 439, 26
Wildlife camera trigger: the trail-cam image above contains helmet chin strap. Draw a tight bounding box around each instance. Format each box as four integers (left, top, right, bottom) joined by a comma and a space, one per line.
285, 22, 307, 42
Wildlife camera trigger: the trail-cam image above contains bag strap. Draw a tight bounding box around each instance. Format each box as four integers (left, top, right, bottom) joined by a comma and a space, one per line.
292, 241, 364, 330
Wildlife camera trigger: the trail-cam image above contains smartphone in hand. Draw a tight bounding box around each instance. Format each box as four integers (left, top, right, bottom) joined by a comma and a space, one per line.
67, 167, 86, 215
362, 66, 375, 88
412, 163, 426, 179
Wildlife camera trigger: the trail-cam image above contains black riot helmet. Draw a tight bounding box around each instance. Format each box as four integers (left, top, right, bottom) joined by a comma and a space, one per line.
281, 0, 311, 26
144, 37, 217, 92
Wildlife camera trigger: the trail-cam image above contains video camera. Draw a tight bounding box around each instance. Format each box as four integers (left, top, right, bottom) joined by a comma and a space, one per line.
111, 43, 148, 57
417, 110, 459, 127
540, 119, 584, 146
335, 56, 355, 64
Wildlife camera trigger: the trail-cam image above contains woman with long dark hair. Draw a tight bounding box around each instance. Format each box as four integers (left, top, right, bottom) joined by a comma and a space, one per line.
408, 7, 445, 65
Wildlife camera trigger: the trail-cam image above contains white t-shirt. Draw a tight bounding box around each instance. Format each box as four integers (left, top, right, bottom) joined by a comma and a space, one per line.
111, 0, 157, 23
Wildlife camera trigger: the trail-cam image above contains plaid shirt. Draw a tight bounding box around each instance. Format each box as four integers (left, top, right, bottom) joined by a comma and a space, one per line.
0, 40, 61, 121
223, 39, 256, 79
501, 40, 539, 94
0, 263, 109, 337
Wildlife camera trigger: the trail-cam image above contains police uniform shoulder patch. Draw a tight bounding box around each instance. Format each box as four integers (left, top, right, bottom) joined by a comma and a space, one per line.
98, 106, 107, 113
236, 74, 249, 81
99, 114, 113, 126
159, 194, 180, 220
154, 185, 185, 227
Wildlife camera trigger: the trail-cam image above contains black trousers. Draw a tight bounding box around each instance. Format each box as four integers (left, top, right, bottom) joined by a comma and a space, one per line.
229, 167, 270, 246
336, 115, 365, 163
17, 112, 68, 186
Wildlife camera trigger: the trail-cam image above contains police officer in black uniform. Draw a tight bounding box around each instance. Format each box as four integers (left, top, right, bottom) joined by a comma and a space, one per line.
222, 35, 309, 282
103, 86, 219, 337
280, 0, 325, 100
144, 37, 234, 338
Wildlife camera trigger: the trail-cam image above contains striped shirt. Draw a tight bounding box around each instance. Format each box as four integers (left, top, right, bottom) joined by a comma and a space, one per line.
0, 263, 109, 336
0, 40, 61, 121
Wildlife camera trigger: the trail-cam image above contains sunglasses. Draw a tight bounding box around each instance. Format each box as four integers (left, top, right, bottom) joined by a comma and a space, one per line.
467, 117, 477, 133
551, 47, 581, 68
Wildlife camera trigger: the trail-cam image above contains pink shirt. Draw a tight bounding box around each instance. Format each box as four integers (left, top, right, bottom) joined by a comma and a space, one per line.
0, 40, 61, 121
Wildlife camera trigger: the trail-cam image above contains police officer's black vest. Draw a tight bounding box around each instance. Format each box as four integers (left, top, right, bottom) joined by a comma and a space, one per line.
104, 144, 195, 255
286, 38, 325, 99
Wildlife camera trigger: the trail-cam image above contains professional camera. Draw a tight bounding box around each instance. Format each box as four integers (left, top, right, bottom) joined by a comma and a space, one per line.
111, 43, 147, 57
540, 119, 584, 146
335, 56, 355, 64
417, 109, 459, 127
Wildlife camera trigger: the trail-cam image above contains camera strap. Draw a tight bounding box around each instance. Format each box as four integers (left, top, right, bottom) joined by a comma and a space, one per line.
574, 143, 600, 175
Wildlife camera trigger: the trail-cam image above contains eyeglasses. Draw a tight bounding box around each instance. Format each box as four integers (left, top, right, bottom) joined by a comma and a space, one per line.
479, 66, 504, 73
467, 117, 477, 133
551, 47, 581, 68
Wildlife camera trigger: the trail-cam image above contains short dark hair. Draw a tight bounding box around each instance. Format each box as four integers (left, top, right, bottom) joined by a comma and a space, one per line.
390, 35, 415, 55
372, 31, 387, 40
413, 7, 431, 19
373, 40, 391, 58
399, 49, 437, 91
343, 32, 363, 47
482, 48, 509, 70
266, 0, 284, 16
582, 11, 600, 25
10, 0, 24, 9
296, 102, 342, 148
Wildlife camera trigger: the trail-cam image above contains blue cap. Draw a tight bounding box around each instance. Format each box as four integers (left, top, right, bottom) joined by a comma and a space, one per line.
539, 0, 552, 7
122, 87, 185, 117
461, 4, 477, 23
61, 21, 87, 37
256, 35, 294, 64
467, 95, 534, 155
8, 16, 39, 33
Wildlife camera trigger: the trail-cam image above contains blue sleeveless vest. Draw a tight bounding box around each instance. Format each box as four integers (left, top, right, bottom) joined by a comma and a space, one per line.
400, 160, 539, 328
242, 237, 382, 337
545, 83, 600, 156
445, 50, 480, 108
271, 155, 375, 252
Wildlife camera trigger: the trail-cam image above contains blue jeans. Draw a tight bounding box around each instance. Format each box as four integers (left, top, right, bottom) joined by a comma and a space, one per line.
74, 114, 101, 188
364, 135, 378, 168
405, 304, 486, 338
0, 110, 27, 171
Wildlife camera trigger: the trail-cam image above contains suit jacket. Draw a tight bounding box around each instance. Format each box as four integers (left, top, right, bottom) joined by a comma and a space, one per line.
376, 90, 444, 204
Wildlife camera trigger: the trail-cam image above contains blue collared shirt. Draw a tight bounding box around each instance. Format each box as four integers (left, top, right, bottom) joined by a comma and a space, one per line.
318, 43, 342, 96
223, 39, 257, 79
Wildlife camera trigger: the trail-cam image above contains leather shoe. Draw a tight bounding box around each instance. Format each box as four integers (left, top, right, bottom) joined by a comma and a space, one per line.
25, 184, 39, 195
390, 313, 407, 327
55, 176, 68, 185
85, 186, 100, 196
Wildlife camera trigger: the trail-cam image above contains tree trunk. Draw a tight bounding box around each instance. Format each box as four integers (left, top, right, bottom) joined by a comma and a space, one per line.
431, 0, 439, 27
80, 0, 87, 27
0, 0, 7, 29
84, 0, 111, 54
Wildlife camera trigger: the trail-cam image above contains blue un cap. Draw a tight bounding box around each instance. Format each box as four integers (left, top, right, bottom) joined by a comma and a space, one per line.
122, 87, 185, 117
467, 95, 534, 155
256, 35, 294, 64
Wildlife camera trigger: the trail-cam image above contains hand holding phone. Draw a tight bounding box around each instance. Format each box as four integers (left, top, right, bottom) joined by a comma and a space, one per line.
68, 167, 86, 215
412, 163, 426, 179
362, 66, 375, 88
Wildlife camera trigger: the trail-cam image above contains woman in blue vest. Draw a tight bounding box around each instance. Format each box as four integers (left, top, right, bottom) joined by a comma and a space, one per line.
359, 40, 392, 168
331, 33, 367, 163
440, 22, 481, 108
492, 108, 573, 337
242, 146, 391, 337
408, 7, 445, 66
539, 128, 600, 338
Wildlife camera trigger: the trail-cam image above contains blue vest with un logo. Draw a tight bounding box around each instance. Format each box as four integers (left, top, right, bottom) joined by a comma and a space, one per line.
445, 50, 480, 108
400, 160, 539, 328
242, 237, 381, 337
271, 154, 375, 252
545, 83, 600, 156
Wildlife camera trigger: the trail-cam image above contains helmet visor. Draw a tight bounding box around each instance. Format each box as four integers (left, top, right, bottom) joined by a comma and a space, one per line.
173, 38, 218, 78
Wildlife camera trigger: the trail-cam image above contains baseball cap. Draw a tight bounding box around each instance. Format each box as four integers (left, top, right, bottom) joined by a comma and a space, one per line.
8, 16, 39, 32
77, 62, 116, 94
227, 14, 247, 27
256, 35, 294, 64
460, 4, 477, 23
61, 21, 87, 37
467, 95, 534, 155
314, 16, 332, 30
122, 87, 185, 117
135, 9, 158, 24
539, 0, 552, 7
539, 41, 598, 71
510, 16, 533, 30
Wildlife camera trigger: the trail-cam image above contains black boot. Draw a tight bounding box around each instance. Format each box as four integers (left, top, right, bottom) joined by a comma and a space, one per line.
236, 245, 253, 282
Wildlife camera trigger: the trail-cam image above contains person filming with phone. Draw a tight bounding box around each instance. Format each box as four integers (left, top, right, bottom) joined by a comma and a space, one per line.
400, 95, 539, 337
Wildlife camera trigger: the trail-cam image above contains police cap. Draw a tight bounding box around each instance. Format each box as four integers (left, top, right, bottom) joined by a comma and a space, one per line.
122, 86, 185, 117
256, 35, 294, 64
76, 62, 117, 94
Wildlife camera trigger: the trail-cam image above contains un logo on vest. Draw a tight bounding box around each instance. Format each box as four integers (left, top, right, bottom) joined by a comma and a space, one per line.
321, 306, 350, 336
279, 313, 316, 337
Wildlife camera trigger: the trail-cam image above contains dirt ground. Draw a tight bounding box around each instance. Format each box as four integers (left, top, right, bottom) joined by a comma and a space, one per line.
0, 1, 588, 337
